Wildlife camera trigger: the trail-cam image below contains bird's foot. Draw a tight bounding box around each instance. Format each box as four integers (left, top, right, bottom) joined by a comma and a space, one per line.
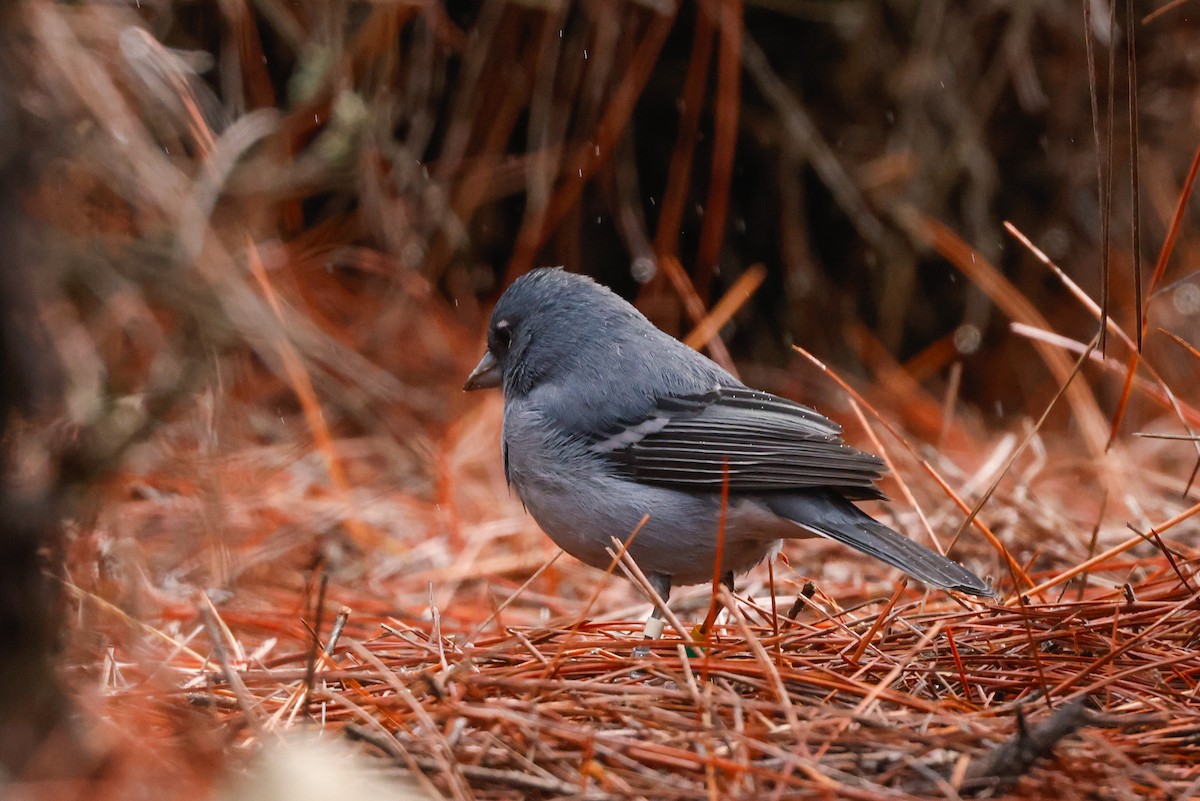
629, 615, 666, 664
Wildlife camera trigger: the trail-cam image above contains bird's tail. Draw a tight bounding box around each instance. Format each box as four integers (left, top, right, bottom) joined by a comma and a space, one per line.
765, 493, 993, 597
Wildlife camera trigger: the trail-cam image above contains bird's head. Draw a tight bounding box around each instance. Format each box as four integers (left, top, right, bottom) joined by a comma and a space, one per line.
464, 268, 638, 397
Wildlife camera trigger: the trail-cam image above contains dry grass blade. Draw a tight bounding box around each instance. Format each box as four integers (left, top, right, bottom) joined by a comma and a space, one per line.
1103, 0, 1118, 356
659, 254, 739, 374
1082, 0, 1106, 353
1142, 142, 1200, 327
951, 334, 1100, 553
609, 536, 692, 647
1143, 0, 1190, 23
847, 400, 946, 556
1005, 222, 1200, 465
247, 242, 378, 551
792, 345, 1030, 591
682, 264, 767, 353
1127, 0, 1143, 352
906, 212, 1109, 458
506, 7, 677, 282
199, 595, 262, 731
652, 4, 715, 261
1014, 497, 1200, 602
693, 0, 742, 301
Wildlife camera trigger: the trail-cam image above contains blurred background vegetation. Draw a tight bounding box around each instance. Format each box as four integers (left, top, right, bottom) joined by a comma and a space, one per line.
6, 2, 1198, 421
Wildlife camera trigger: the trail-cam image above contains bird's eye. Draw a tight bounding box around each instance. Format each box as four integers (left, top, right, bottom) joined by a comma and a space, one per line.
491, 322, 512, 352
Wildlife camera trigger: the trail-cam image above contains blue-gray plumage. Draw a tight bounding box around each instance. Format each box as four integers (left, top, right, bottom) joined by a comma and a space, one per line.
464, 268, 992, 609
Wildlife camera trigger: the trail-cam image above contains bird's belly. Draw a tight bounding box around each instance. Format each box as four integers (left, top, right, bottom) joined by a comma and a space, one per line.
509, 447, 789, 586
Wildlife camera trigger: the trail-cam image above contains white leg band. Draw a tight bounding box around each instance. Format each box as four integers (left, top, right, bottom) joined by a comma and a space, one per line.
642, 616, 665, 640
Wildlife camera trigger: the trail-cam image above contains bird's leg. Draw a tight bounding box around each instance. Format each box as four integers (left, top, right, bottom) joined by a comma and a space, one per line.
721, 571, 736, 593
632, 572, 671, 658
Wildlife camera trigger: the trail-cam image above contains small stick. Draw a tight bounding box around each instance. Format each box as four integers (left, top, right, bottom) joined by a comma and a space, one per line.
465, 550, 564, 643
937, 359, 963, 450
324, 606, 351, 656
963, 699, 1092, 793
1015, 497, 1200, 602
784, 580, 817, 622
609, 539, 692, 647
199, 595, 262, 731
847, 579, 907, 665
539, 517, 650, 678
304, 571, 329, 707
703, 458, 731, 636
767, 557, 779, 653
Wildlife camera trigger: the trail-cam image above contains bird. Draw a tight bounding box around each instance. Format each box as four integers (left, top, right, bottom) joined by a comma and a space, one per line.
464, 267, 992, 629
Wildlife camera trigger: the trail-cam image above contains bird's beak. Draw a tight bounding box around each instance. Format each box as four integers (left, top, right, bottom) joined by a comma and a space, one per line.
463, 351, 501, 391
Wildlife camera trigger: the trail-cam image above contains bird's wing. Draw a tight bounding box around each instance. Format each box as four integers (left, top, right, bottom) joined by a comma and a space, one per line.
585, 385, 887, 498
